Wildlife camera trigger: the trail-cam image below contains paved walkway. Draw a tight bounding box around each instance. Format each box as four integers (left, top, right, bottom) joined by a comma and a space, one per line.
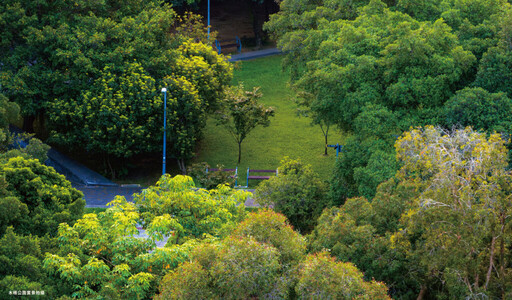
76, 184, 144, 207
80, 183, 257, 208
229, 48, 281, 62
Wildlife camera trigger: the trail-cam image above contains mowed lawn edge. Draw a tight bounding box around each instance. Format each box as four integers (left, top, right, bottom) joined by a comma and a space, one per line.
193, 55, 341, 187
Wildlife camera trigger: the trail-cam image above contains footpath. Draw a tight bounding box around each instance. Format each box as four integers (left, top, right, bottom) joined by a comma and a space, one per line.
228, 48, 281, 62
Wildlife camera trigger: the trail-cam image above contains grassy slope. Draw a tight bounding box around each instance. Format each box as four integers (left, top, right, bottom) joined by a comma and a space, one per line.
193, 55, 341, 187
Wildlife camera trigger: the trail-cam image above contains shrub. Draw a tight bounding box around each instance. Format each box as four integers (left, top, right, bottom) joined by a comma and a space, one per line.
187, 162, 236, 189
254, 157, 329, 233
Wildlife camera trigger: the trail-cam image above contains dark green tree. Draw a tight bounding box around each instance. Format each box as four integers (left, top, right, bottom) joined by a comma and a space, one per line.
49, 62, 161, 177
0, 0, 233, 174
473, 47, 512, 98
0, 94, 19, 150
267, 0, 503, 201
443, 87, 512, 133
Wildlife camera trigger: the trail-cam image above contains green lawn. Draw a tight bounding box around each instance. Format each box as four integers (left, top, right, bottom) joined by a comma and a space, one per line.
193, 55, 341, 187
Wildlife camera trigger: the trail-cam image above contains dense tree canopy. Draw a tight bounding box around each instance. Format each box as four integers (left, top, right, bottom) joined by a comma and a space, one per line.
135, 175, 250, 243
157, 209, 388, 299
266, 0, 512, 201
443, 87, 512, 133
310, 126, 512, 299
0, 157, 84, 237
0, 0, 233, 173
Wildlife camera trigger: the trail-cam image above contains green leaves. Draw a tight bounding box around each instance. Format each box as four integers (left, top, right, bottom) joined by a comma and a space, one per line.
1, 0, 233, 174
49, 61, 161, 159
39, 174, 255, 299
216, 85, 275, 163
136, 174, 249, 243
255, 157, 328, 233
0, 157, 84, 237
295, 252, 390, 299
146, 215, 184, 242
392, 126, 512, 297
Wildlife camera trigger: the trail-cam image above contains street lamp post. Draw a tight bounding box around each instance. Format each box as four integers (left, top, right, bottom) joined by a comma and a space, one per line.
207, 0, 210, 40
161, 88, 167, 175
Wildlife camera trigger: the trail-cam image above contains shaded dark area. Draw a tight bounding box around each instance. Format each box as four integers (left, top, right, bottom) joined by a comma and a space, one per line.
195, 0, 279, 48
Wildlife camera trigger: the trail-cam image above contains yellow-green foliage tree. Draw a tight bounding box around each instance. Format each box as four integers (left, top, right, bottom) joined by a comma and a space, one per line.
295, 252, 390, 299
44, 175, 250, 299
391, 126, 512, 298
157, 210, 389, 299
135, 175, 250, 243
310, 126, 512, 299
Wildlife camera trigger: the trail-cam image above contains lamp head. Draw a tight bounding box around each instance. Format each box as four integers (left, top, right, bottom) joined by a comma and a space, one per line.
161, 88, 167, 93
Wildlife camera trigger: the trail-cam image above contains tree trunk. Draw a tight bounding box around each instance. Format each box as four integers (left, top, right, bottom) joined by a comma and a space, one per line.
485, 236, 496, 290
417, 285, 427, 300
324, 134, 328, 156
500, 216, 506, 299
106, 155, 115, 180
238, 141, 242, 164
249, 0, 265, 48
177, 158, 187, 174
23, 115, 36, 133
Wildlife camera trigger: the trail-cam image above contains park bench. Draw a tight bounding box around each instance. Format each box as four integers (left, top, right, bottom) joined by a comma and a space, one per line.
206, 167, 238, 186
215, 36, 242, 54
246, 168, 278, 185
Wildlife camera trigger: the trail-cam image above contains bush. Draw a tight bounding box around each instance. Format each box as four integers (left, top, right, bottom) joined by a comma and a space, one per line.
187, 162, 236, 189
254, 157, 329, 233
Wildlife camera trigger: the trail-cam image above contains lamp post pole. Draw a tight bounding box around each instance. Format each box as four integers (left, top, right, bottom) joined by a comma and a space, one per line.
161, 88, 167, 175
207, 0, 210, 40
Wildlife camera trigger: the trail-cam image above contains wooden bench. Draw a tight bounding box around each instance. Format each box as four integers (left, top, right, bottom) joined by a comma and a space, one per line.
206, 167, 238, 186
246, 168, 278, 185
215, 36, 242, 54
